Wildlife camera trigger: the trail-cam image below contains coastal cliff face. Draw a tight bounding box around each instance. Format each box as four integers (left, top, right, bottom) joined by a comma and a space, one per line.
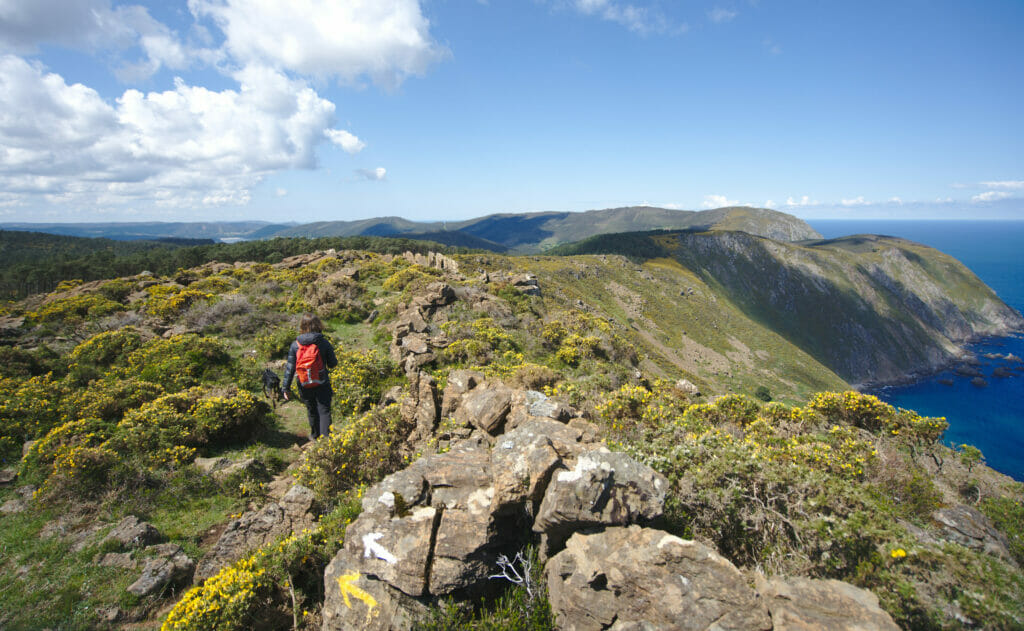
550, 229, 1024, 387
667, 231, 1024, 384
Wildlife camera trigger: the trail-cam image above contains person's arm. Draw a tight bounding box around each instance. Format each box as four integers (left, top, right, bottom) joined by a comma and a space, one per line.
282, 341, 298, 393
322, 338, 338, 369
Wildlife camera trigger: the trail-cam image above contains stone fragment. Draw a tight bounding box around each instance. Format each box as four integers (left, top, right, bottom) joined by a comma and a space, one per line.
454, 385, 513, 434
103, 516, 161, 549
441, 369, 485, 418
547, 526, 772, 631
675, 379, 701, 396
127, 544, 194, 597
756, 575, 900, 631
0, 468, 17, 485
95, 551, 137, 569
1, 497, 27, 514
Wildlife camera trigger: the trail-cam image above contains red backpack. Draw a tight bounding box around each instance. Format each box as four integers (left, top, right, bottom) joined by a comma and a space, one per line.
295, 342, 326, 388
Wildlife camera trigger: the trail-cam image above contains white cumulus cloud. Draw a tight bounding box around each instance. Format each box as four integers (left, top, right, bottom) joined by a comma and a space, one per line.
840, 196, 868, 207
0, 54, 347, 208
325, 129, 366, 154
702, 194, 738, 208
188, 0, 447, 87
356, 167, 387, 181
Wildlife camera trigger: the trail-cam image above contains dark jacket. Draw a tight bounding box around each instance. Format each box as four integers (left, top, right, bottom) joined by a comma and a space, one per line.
282, 332, 338, 391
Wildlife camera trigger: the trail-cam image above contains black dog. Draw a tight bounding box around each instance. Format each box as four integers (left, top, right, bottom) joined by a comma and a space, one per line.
262, 368, 282, 409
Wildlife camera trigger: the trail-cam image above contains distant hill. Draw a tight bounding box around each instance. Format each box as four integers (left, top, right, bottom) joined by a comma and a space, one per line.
0, 221, 282, 241
274, 206, 822, 253
3, 206, 821, 252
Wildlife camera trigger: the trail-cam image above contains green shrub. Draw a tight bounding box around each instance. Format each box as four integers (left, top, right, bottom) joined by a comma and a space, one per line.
98, 279, 134, 302
330, 349, 401, 418
123, 334, 233, 390
162, 494, 362, 631
25, 294, 124, 324
442, 317, 518, 365
0, 373, 67, 462
145, 285, 214, 319
295, 404, 412, 501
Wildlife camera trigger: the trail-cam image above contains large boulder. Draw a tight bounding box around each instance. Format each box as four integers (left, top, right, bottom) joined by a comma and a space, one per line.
337, 504, 440, 597
534, 450, 668, 554
546, 526, 772, 631
490, 419, 596, 514
756, 575, 900, 631
195, 485, 317, 581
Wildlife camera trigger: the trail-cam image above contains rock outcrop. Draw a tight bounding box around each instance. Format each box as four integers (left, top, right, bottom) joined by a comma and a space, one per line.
318, 377, 906, 630
127, 544, 195, 597
195, 485, 317, 581
546, 526, 772, 631
756, 575, 900, 631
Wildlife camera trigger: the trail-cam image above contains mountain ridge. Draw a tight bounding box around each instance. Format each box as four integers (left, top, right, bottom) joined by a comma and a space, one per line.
2, 206, 821, 252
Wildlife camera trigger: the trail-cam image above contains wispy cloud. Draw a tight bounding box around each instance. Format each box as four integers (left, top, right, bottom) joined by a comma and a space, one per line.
707, 7, 738, 23
356, 167, 387, 181
840, 196, 868, 207
763, 38, 781, 55
972, 191, 1012, 203
568, 0, 681, 35
785, 195, 817, 207
980, 180, 1024, 190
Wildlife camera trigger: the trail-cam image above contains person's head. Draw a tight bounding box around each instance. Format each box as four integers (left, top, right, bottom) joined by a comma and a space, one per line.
299, 313, 323, 334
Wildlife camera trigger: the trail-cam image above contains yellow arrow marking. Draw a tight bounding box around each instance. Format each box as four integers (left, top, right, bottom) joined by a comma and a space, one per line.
338, 571, 379, 623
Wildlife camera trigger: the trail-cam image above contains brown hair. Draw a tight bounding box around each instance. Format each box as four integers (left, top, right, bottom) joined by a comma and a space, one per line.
299, 313, 323, 334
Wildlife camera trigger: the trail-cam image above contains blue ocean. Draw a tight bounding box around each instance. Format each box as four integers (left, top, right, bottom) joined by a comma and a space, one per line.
810, 221, 1024, 481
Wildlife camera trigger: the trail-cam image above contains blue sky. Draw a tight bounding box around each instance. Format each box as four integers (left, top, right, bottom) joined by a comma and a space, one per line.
1, 0, 1022, 223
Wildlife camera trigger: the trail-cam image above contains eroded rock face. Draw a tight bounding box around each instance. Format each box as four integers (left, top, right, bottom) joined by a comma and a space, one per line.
933, 504, 1015, 563
195, 485, 317, 581
321, 564, 428, 631
440, 369, 485, 418
756, 576, 900, 631
546, 526, 772, 631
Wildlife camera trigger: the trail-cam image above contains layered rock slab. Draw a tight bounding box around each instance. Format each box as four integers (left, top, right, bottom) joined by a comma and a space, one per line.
546, 526, 772, 631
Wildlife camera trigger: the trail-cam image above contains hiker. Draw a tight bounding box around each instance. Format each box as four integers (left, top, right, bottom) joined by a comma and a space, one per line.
281, 313, 339, 440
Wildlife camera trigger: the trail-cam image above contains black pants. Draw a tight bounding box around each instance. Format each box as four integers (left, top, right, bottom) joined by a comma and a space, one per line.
300, 385, 333, 439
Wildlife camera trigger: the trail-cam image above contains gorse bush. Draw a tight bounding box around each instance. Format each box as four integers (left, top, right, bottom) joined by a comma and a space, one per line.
162, 496, 362, 631
295, 404, 412, 501
330, 349, 400, 418
123, 334, 233, 390
442, 317, 518, 364
145, 285, 215, 319
25, 293, 124, 324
